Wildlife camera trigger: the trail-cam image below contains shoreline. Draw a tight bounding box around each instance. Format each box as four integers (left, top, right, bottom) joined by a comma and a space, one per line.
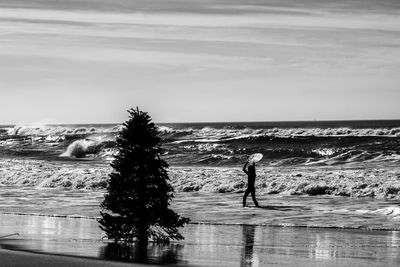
1, 212, 400, 232
0, 188, 400, 230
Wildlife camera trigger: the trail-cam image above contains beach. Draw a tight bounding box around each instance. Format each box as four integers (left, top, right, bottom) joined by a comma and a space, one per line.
0, 188, 400, 266
1, 0, 400, 264
1, 211, 400, 266
0, 249, 138, 267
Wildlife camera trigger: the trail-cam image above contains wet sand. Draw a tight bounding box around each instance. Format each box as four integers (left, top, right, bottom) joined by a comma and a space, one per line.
1, 188, 400, 230
0, 214, 400, 266
0, 249, 141, 267
0, 186, 400, 266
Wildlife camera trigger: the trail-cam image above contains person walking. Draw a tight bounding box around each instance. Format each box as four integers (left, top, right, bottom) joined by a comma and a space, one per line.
242, 161, 259, 207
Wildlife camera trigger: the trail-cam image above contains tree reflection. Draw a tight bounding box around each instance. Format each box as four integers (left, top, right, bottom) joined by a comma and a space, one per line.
99, 242, 184, 264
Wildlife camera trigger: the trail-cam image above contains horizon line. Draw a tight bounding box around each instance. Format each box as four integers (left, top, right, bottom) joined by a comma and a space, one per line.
2, 118, 400, 126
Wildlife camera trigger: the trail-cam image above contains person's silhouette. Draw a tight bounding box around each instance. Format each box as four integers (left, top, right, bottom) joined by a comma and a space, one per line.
242, 161, 259, 207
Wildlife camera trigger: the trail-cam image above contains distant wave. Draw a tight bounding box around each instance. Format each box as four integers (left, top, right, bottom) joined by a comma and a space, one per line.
7, 124, 121, 136
1, 123, 399, 166
4, 124, 400, 141
4, 123, 400, 138
160, 126, 400, 138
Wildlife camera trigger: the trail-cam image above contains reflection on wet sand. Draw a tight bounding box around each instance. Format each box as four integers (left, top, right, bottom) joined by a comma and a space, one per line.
99, 243, 184, 264
1, 214, 400, 266
240, 225, 256, 267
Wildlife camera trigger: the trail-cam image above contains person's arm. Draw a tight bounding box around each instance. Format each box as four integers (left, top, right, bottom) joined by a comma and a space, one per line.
243, 162, 249, 175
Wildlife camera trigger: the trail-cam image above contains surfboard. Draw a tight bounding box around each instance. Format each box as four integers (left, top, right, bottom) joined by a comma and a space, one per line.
248, 153, 263, 163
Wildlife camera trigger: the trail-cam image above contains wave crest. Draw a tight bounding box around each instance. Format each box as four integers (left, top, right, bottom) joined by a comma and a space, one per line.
61, 139, 98, 158
61, 135, 117, 158
161, 127, 400, 142
7, 124, 121, 137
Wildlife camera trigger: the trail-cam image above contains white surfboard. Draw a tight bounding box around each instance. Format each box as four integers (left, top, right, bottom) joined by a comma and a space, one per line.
248, 153, 263, 163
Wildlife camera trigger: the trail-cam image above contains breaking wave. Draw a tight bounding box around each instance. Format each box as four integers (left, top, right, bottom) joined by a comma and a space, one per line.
61, 139, 98, 158
162, 126, 400, 139
1, 121, 399, 166
1, 159, 400, 200
7, 124, 121, 136
61, 135, 117, 158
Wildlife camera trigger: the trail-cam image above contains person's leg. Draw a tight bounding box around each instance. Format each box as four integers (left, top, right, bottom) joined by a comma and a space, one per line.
250, 188, 259, 207
243, 188, 250, 207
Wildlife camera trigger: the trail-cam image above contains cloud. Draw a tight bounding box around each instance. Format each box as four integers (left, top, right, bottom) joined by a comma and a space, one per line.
1, 6, 399, 30
0, 1, 399, 123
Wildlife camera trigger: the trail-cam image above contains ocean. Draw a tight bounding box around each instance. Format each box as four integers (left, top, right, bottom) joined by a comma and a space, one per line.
2, 120, 400, 166
1, 120, 400, 230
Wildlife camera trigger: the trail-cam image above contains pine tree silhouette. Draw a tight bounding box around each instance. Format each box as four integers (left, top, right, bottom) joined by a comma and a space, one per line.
99, 107, 189, 257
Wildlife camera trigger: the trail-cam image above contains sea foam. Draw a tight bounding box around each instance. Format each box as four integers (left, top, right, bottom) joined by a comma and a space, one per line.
1, 159, 400, 199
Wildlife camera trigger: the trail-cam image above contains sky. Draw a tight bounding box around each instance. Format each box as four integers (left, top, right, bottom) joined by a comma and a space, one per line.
0, 0, 399, 124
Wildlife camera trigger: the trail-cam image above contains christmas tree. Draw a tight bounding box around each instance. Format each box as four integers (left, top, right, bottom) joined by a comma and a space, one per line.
99, 107, 189, 257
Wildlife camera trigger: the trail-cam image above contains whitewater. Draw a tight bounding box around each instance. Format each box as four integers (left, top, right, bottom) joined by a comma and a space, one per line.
1, 120, 400, 230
